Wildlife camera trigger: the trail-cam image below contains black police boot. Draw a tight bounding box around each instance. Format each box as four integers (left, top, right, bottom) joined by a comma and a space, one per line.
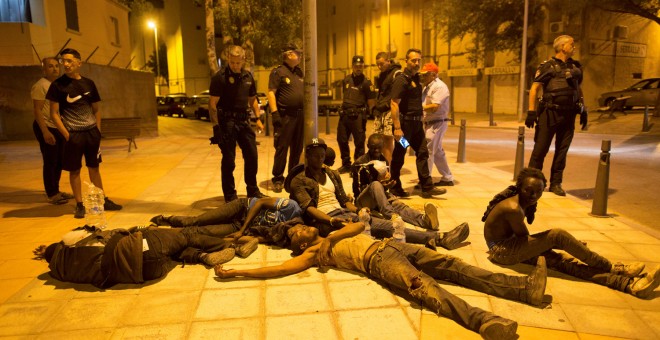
549, 184, 566, 196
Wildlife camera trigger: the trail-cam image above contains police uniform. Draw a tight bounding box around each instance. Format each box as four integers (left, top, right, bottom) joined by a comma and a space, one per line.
269, 61, 304, 187
337, 55, 374, 170
389, 67, 434, 193
209, 65, 262, 201
373, 62, 402, 136
528, 56, 583, 189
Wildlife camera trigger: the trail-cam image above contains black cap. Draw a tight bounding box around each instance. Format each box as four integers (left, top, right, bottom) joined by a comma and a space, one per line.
305, 138, 327, 151
352, 55, 365, 65
282, 43, 302, 53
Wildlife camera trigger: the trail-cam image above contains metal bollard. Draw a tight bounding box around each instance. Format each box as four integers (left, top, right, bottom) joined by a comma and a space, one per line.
265, 110, 270, 136
325, 108, 330, 135
451, 111, 455, 126
457, 119, 466, 163
643, 105, 651, 132
489, 105, 497, 127
513, 126, 525, 180
590, 140, 611, 217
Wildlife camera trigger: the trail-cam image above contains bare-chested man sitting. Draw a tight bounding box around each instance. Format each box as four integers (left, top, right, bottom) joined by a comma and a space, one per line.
482, 167, 659, 298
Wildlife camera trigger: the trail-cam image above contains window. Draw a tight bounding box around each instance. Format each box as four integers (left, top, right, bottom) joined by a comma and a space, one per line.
0, 0, 32, 22
110, 16, 120, 45
64, 0, 79, 31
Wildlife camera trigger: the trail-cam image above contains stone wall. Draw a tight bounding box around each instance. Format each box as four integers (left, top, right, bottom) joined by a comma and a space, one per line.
0, 64, 157, 140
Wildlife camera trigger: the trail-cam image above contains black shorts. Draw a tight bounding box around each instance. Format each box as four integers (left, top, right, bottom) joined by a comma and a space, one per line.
63, 127, 103, 171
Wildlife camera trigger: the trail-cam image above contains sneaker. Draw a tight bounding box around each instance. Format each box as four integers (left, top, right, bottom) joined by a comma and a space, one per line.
628, 266, 660, 299
479, 317, 518, 340
236, 237, 259, 258
249, 191, 269, 199
59, 192, 75, 199
389, 187, 410, 198
525, 256, 547, 307
423, 202, 440, 231
200, 248, 236, 266
48, 192, 68, 205
272, 181, 284, 193
437, 222, 470, 250
104, 197, 123, 211
337, 165, 352, 174
149, 214, 172, 226
549, 184, 566, 196
74, 204, 85, 219
420, 187, 447, 199
434, 180, 454, 186
612, 262, 645, 278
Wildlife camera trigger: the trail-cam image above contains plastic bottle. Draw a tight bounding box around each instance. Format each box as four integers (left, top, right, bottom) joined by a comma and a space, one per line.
83, 181, 107, 229
358, 208, 371, 237
391, 213, 406, 243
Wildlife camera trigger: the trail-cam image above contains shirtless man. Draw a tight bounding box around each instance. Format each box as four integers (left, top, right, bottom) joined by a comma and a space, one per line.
482, 167, 659, 298
215, 221, 548, 340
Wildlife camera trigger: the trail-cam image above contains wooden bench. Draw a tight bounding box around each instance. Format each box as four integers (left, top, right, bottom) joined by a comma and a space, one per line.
101, 117, 141, 152
597, 96, 631, 119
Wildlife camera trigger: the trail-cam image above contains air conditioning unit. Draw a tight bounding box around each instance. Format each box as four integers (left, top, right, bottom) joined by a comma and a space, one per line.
614, 25, 628, 40
549, 21, 564, 34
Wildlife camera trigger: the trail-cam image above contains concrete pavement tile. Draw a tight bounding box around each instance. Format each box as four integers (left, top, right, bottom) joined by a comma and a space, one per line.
118, 291, 198, 326
599, 230, 660, 245
207, 265, 265, 289
0, 278, 31, 303
324, 267, 370, 282
189, 318, 262, 339
420, 313, 481, 340
35, 328, 114, 339
515, 326, 580, 340
575, 333, 629, 340
0, 300, 66, 336
43, 295, 136, 332
195, 287, 262, 320
265, 267, 324, 286
138, 264, 208, 294
264, 247, 293, 263
569, 230, 619, 242
0, 259, 49, 279
580, 241, 638, 261
328, 280, 398, 310
618, 290, 660, 311
580, 218, 635, 231
547, 278, 628, 307
266, 283, 330, 315
266, 313, 338, 340
337, 308, 418, 340
635, 310, 660, 339
111, 324, 186, 340
561, 304, 656, 339
0, 243, 43, 261
6, 277, 80, 302
619, 243, 660, 263
403, 304, 422, 333
489, 298, 574, 331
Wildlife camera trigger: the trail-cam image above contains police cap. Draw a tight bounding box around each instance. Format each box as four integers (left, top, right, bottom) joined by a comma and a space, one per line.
352, 55, 365, 65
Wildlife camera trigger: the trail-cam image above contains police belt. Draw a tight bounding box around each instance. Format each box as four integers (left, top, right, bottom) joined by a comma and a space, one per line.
545, 103, 578, 112
218, 109, 250, 121
339, 107, 367, 117
401, 114, 423, 121
280, 108, 303, 117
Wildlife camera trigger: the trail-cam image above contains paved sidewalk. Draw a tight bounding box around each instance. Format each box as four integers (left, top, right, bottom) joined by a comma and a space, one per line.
0, 117, 658, 339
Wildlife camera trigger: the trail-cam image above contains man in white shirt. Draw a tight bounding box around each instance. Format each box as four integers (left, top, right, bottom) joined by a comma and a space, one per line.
421, 62, 454, 186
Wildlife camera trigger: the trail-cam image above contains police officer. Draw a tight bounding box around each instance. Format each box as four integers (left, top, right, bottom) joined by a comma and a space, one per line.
336, 55, 376, 174
209, 45, 266, 202
389, 48, 446, 199
373, 51, 402, 163
268, 43, 304, 193
526, 35, 587, 196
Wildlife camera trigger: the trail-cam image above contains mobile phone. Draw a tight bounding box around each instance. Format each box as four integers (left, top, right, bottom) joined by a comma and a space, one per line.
399, 136, 410, 149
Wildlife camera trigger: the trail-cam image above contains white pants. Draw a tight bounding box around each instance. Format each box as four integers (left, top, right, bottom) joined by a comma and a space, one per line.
425, 120, 453, 181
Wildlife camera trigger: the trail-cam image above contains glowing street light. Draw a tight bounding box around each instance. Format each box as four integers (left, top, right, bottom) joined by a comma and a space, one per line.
147, 20, 160, 95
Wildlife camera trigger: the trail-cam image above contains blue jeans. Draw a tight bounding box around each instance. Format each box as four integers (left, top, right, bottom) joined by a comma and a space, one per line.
488, 228, 630, 291
322, 208, 436, 245
356, 181, 431, 229
168, 198, 247, 236
368, 241, 528, 332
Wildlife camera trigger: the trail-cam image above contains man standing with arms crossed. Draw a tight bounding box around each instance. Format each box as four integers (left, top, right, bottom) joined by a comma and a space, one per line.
420, 62, 454, 186
32, 57, 74, 204
389, 49, 445, 199
47, 48, 122, 218
209, 45, 266, 202
268, 44, 304, 193
336, 55, 375, 174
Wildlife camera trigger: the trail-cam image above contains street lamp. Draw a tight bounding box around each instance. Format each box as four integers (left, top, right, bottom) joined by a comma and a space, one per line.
147, 20, 160, 95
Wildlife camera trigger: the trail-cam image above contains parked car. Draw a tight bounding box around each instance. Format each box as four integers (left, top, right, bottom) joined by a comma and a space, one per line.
598, 78, 659, 109
193, 94, 210, 120
157, 93, 189, 117
318, 86, 341, 115
255, 92, 268, 120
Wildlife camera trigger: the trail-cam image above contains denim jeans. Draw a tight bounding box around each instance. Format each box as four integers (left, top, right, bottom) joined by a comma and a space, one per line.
33, 121, 66, 197
368, 241, 528, 332
356, 181, 430, 229
488, 228, 630, 291
168, 198, 248, 236
322, 208, 436, 245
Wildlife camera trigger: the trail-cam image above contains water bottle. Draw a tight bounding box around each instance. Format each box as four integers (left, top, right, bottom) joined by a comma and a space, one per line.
83, 181, 107, 229
358, 208, 371, 237
391, 213, 406, 243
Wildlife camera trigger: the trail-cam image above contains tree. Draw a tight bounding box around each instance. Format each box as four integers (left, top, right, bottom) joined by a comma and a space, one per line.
205, 0, 219, 74
146, 42, 168, 84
